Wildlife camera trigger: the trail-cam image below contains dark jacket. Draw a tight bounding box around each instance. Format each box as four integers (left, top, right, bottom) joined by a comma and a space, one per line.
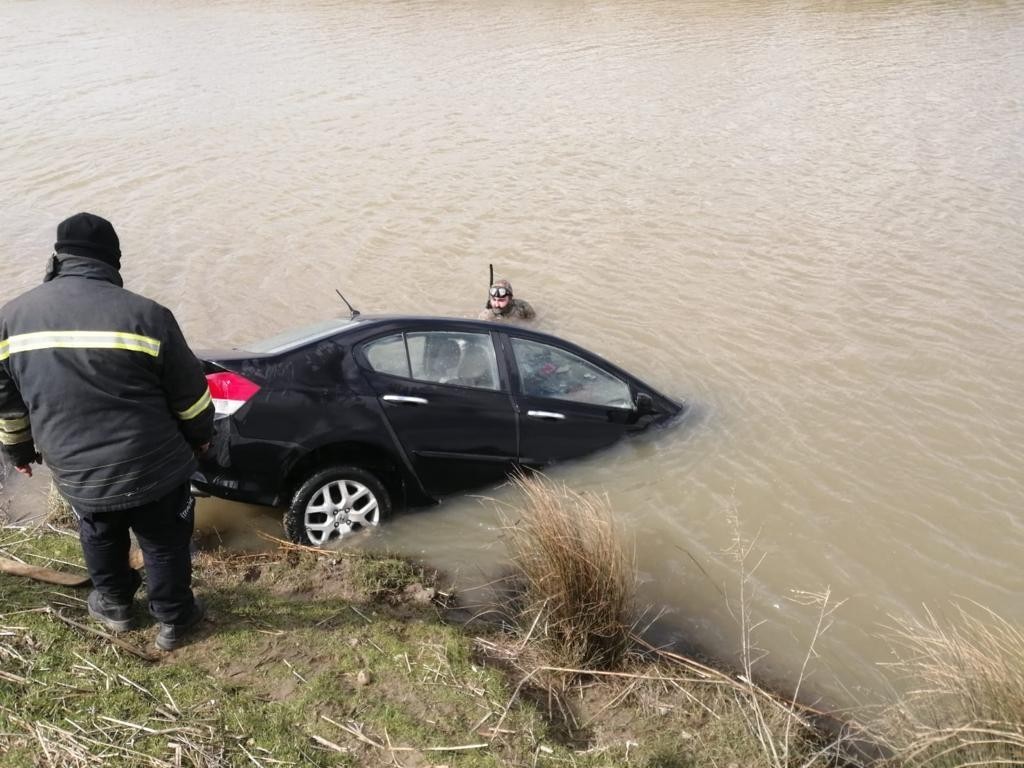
0, 255, 213, 512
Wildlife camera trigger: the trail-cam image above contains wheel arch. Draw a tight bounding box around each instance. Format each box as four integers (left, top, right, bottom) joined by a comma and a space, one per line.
280, 441, 416, 509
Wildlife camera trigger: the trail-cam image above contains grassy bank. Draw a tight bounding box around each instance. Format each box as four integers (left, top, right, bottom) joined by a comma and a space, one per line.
0, 525, 833, 765
1, 525, 553, 766
2, 480, 1021, 767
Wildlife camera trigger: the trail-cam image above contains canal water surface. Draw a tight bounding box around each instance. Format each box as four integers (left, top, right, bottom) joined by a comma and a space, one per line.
2, 0, 1022, 709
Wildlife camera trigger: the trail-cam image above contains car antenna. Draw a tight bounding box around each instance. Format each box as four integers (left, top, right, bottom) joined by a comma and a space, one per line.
335, 289, 360, 319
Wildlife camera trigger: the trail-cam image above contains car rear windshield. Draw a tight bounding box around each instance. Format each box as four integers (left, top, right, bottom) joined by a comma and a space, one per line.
246, 318, 356, 354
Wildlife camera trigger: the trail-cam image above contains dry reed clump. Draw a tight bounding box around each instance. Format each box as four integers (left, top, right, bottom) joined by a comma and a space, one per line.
500, 473, 636, 671
46, 479, 78, 529
878, 602, 1024, 767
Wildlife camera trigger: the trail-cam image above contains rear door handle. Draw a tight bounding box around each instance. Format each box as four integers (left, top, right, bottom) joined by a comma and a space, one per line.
527, 410, 565, 420
382, 395, 429, 405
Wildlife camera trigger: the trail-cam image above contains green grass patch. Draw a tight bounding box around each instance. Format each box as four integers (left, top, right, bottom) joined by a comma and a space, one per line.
353, 553, 427, 597
0, 527, 586, 766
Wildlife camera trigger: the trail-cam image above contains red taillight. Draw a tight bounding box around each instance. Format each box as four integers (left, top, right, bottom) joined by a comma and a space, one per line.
206, 372, 261, 416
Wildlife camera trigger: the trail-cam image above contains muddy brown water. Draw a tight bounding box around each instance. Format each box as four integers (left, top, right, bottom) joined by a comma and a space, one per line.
2, 0, 1023, 710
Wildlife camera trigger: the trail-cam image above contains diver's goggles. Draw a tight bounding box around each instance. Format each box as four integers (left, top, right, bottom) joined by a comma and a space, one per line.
489, 286, 511, 298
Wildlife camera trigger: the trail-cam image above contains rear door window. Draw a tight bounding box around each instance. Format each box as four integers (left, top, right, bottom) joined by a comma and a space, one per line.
407, 332, 500, 390
511, 338, 632, 408
363, 334, 409, 377
362, 331, 501, 391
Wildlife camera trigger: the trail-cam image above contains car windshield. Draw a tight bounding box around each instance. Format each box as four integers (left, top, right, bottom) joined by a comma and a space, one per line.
246, 317, 356, 354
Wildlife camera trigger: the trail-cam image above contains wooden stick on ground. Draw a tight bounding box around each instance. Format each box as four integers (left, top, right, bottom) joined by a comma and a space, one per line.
0, 556, 90, 586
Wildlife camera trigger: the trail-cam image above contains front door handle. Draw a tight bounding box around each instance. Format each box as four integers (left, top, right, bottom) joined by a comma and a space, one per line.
527, 410, 565, 420
382, 395, 429, 405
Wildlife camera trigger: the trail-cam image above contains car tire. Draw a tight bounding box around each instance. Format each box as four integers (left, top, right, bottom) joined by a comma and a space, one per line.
285, 465, 390, 547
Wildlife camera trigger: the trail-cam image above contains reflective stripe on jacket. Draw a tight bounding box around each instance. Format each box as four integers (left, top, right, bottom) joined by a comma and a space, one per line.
0, 255, 214, 512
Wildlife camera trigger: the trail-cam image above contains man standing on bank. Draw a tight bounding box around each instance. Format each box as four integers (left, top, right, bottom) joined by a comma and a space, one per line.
0, 213, 214, 651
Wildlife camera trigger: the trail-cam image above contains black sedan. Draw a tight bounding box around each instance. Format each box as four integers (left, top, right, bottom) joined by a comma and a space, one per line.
191, 315, 683, 546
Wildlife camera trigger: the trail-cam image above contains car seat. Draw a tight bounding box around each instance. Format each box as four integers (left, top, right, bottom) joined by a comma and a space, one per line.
454, 344, 494, 388
427, 338, 462, 383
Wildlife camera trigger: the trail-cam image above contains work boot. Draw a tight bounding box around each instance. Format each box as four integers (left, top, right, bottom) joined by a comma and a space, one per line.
155, 598, 206, 651
87, 590, 135, 633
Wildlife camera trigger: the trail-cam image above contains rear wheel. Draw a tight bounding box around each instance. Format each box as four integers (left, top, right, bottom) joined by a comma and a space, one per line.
285, 466, 390, 547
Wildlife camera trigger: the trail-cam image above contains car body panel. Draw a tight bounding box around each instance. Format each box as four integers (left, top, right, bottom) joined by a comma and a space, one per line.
513, 396, 637, 466
191, 315, 683, 510
362, 372, 519, 496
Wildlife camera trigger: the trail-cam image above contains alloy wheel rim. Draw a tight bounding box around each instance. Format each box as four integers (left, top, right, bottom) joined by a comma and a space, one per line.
303, 479, 380, 546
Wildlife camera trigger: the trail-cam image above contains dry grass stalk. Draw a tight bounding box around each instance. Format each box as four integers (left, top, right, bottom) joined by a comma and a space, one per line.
311, 733, 350, 754
0, 668, 30, 685
1, 655, 230, 768
724, 511, 855, 768
878, 602, 1024, 767
318, 713, 488, 760
254, 531, 355, 557
1, 621, 44, 693
501, 473, 636, 672
46, 608, 158, 662
0, 525, 35, 559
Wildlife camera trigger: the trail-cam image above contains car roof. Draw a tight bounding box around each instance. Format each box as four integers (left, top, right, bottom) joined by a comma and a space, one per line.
248, 314, 572, 355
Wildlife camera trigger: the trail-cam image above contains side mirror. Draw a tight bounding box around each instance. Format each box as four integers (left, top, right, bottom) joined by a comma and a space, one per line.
635, 392, 656, 415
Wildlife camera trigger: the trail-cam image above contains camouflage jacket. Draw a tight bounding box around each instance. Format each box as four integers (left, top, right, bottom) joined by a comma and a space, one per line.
477, 298, 536, 323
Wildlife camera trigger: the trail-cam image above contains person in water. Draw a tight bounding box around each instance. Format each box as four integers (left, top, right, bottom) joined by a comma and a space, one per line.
478, 279, 536, 323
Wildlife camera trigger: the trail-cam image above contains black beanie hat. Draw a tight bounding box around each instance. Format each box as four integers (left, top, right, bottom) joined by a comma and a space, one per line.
54, 212, 121, 269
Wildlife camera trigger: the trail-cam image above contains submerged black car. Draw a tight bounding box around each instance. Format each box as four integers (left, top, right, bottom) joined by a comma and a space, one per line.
191, 315, 682, 546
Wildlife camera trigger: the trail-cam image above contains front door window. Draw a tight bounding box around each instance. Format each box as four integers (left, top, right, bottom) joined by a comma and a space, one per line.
511, 338, 632, 408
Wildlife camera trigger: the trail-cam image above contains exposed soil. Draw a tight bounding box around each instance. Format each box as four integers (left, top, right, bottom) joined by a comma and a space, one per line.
179, 550, 444, 709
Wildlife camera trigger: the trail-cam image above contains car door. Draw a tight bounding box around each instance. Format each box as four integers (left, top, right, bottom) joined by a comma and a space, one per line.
503, 334, 637, 467
358, 329, 518, 497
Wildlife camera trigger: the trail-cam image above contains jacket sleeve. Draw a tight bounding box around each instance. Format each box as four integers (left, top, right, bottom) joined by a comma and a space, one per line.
0, 359, 37, 467
158, 309, 214, 448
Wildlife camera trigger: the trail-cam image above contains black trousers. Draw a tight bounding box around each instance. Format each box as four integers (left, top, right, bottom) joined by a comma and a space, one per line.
77, 482, 196, 624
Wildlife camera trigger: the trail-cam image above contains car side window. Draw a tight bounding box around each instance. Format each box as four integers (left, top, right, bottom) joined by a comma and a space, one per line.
511, 338, 632, 408
363, 334, 409, 377
406, 332, 501, 390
